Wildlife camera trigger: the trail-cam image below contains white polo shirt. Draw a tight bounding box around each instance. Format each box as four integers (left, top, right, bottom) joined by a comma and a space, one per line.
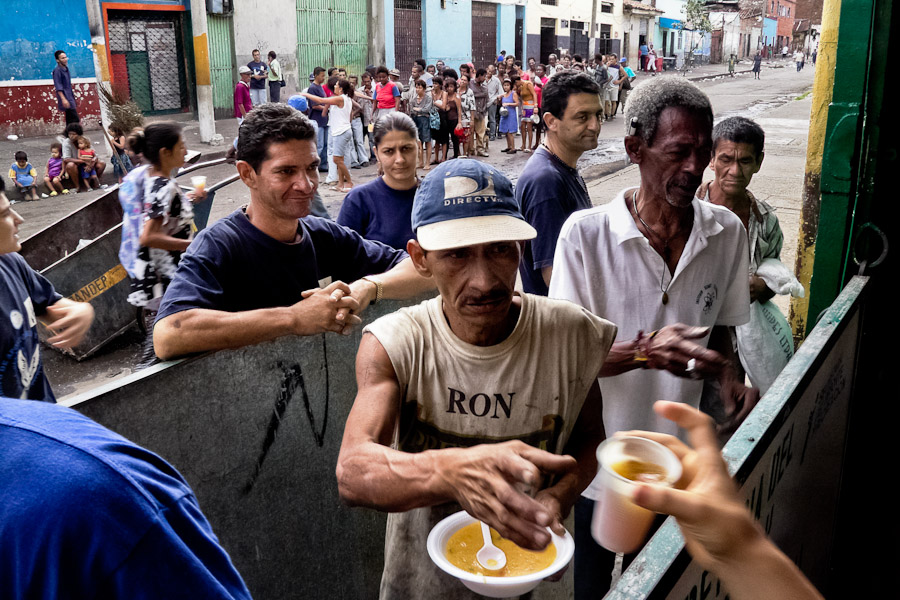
549, 188, 750, 498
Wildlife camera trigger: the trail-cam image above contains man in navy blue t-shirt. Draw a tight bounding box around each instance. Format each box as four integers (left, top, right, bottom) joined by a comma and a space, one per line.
0, 397, 252, 599
307, 67, 330, 172
0, 180, 94, 402
247, 48, 268, 106
516, 72, 603, 295
153, 104, 433, 361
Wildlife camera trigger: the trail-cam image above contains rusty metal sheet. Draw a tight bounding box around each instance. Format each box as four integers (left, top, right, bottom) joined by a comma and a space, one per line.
64, 293, 437, 599
37, 224, 136, 360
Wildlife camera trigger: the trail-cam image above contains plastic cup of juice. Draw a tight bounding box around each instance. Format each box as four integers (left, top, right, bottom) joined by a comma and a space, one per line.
191, 176, 207, 192
591, 436, 682, 554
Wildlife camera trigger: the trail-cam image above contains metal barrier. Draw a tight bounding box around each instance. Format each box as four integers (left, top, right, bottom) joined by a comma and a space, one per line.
607, 276, 868, 599
20, 191, 133, 360
21, 160, 241, 359
63, 294, 435, 600
19, 190, 123, 271
55, 276, 867, 599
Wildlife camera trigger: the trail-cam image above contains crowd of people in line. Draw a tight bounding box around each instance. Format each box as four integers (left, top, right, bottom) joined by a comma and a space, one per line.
1, 50, 818, 599
232, 51, 638, 196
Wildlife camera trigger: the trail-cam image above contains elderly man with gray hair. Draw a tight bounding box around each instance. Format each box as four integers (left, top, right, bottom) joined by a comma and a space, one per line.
548, 76, 759, 597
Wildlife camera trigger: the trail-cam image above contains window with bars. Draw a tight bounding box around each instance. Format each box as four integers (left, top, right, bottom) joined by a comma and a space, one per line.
541, 0, 558, 5
601, 2, 613, 13
600, 24, 611, 39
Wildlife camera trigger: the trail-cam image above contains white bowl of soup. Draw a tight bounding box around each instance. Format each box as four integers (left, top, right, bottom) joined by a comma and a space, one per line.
427, 510, 574, 598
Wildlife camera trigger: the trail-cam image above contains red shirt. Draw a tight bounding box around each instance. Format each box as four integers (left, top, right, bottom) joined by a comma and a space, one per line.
533, 76, 548, 107
234, 81, 251, 118
374, 82, 399, 109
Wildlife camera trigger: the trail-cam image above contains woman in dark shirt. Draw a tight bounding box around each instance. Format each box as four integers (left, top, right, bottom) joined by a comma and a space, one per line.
337, 113, 420, 250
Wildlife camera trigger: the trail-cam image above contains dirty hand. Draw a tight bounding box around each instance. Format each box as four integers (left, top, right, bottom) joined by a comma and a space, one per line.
43, 300, 95, 349
440, 440, 577, 551
716, 371, 761, 436
296, 280, 361, 336
646, 324, 728, 378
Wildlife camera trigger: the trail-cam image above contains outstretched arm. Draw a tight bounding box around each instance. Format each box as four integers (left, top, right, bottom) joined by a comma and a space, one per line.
153, 280, 362, 360
336, 333, 578, 551
629, 402, 823, 600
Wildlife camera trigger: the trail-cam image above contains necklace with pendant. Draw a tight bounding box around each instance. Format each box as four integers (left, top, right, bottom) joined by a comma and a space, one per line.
631, 189, 675, 305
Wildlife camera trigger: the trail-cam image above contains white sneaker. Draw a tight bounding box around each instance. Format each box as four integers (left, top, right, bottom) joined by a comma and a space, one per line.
41, 193, 49, 198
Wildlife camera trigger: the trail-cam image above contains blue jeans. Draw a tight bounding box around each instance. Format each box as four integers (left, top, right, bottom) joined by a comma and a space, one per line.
316, 124, 329, 171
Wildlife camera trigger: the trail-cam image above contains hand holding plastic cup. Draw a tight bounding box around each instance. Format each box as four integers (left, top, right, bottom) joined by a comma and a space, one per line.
190, 175, 207, 192
591, 436, 682, 554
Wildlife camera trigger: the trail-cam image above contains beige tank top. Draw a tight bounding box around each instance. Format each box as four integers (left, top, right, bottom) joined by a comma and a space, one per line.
364, 293, 616, 600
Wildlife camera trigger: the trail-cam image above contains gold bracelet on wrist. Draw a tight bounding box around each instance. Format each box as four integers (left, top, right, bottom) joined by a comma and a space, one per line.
361, 276, 383, 305
633, 329, 658, 367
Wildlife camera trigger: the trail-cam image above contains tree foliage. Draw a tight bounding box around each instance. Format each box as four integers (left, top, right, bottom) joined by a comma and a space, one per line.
683, 0, 713, 35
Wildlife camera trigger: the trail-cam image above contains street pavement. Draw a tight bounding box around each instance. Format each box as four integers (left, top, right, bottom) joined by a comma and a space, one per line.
7, 58, 814, 398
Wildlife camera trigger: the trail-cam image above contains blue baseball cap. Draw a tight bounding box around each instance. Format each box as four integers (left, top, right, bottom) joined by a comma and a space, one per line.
287, 94, 309, 112
412, 160, 536, 251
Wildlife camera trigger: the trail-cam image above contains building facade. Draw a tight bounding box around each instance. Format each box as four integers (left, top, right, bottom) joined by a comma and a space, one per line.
622, 1, 664, 67
0, 0, 195, 137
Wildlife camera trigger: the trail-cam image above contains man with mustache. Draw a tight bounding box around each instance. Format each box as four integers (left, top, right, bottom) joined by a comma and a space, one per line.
337, 160, 618, 599
549, 77, 758, 597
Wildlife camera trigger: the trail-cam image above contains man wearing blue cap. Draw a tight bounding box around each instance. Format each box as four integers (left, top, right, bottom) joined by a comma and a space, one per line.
337, 160, 618, 599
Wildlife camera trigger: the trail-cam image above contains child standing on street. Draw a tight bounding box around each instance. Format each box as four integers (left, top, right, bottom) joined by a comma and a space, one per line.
75, 136, 101, 190
108, 125, 134, 183
499, 79, 519, 154
44, 143, 67, 196
8, 152, 40, 201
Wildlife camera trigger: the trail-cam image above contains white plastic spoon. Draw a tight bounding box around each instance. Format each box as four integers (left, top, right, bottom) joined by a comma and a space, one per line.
476, 521, 507, 571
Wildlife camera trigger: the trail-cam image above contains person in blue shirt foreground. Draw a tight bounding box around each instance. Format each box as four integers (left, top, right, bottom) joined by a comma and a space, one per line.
153, 103, 433, 360
0, 397, 252, 599
0, 178, 94, 402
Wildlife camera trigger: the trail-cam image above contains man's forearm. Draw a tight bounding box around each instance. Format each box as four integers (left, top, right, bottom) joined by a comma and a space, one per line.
380, 257, 436, 299
153, 307, 297, 360
598, 339, 643, 377
716, 534, 824, 600
337, 441, 453, 511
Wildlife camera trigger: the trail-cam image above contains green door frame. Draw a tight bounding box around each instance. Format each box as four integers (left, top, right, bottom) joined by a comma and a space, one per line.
793, 0, 892, 337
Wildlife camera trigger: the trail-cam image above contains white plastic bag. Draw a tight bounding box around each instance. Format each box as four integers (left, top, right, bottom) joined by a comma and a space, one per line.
755, 258, 805, 298
735, 258, 803, 395
736, 301, 794, 395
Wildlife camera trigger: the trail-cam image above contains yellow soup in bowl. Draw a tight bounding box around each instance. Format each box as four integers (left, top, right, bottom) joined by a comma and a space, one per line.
445, 522, 557, 577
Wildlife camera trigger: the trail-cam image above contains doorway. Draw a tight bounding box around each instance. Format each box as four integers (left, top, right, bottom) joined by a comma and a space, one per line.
540, 18, 556, 64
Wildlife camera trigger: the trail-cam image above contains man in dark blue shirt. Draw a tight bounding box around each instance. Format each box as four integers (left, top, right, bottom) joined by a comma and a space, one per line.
307, 67, 330, 172
153, 104, 433, 360
52, 50, 79, 124
247, 49, 268, 106
0, 397, 252, 599
516, 72, 603, 295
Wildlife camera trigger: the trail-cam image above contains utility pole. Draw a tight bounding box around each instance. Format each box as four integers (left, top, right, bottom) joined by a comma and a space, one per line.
190, 0, 220, 144
84, 0, 112, 153
589, 0, 598, 57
